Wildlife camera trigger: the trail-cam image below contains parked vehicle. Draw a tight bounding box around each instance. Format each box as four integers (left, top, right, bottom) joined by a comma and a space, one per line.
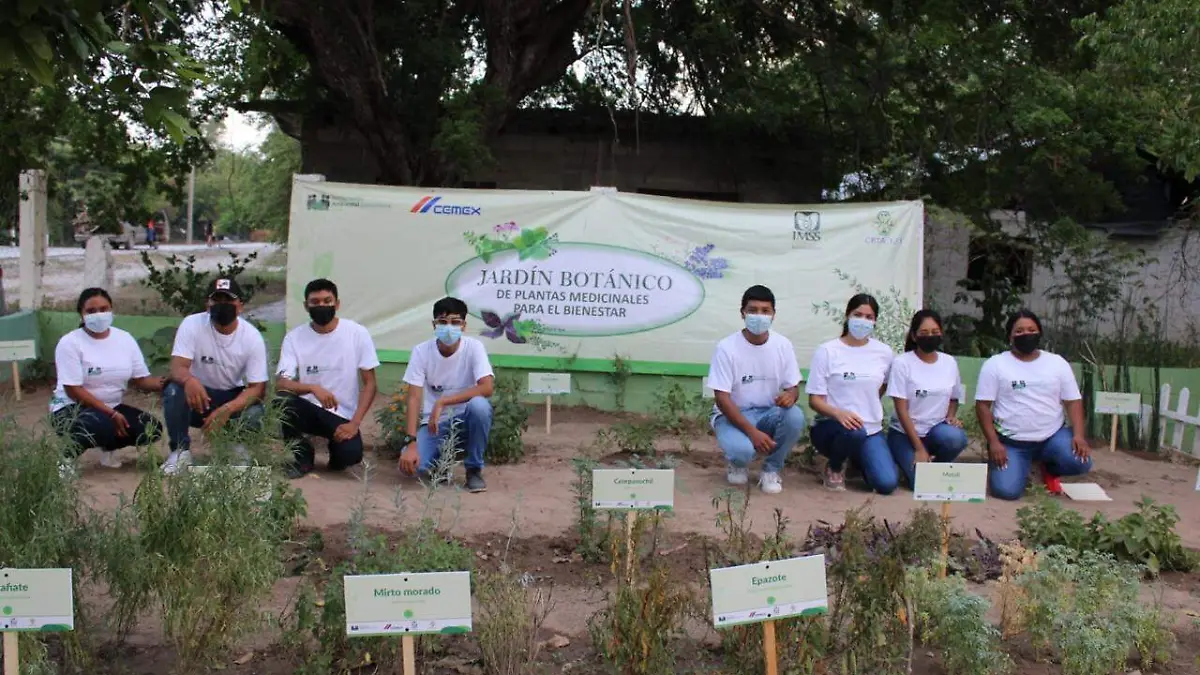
74, 221, 150, 249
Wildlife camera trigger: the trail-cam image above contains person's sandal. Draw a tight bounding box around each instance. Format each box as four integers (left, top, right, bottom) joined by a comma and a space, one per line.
823, 468, 846, 492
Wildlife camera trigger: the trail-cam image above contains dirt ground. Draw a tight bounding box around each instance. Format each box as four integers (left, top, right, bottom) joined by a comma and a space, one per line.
5, 385, 1200, 674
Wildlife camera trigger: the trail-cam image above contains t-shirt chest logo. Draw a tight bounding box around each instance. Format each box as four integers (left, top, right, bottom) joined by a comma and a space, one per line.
305, 365, 322, 375
200, 355, 217, 365
1010, 380, 1027, 390
86, 366, 103, 376
915, 389, 930, 398
740, 374, 762, 385
841, 372, 858, 381
430, 384, 446, 393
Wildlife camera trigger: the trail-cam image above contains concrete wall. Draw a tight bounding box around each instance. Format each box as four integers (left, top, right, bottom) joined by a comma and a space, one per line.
924, 211, 1200, 341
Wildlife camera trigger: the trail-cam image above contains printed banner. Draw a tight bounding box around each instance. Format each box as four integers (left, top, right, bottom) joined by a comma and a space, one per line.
287, 182, 924, 373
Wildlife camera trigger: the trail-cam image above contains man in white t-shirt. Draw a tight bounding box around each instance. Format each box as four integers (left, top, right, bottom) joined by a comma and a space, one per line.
396, 297, 494, 493
161, 277, 270, 474
275, 279, 380, 478
706, 285, 805, 494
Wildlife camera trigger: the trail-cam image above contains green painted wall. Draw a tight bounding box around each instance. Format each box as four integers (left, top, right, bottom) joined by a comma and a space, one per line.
25, 310, 1200, 452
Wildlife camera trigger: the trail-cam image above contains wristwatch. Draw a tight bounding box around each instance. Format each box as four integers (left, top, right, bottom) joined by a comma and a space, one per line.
399, 434, 416, 448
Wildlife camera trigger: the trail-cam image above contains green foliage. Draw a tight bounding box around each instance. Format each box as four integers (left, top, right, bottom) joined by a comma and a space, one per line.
97, 428, 307, 671
485, 373, 531, 465
909, 571, 1012, 675
708, 490, 828, 673
812, 269, 914, 352
594, 421, 657, 457
139, 249, 267, 315
374, 385, 410, 452
570, 453, 609, 563
137, 325, 179, 373
588, 511, 688, 675
192, 126, 301, 241
609, 353, 632, 410
1011, 546, 1174, 674
1016, 494, 1198, 574
650, 380, 710, 451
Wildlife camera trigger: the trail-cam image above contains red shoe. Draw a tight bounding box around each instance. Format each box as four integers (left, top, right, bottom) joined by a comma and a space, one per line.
1041, 467, 1063, 495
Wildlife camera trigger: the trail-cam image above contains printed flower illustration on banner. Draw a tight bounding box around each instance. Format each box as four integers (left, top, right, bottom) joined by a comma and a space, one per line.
811, 269, 914, 352
478, 310, 558, 350
463, 224, 559, 263
683, 243, 730, 280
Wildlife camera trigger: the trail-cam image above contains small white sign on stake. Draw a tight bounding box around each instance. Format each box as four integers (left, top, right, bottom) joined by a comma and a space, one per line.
1094, 391, 1141, 452
2, 567, 74, 675
591, 469, 675, 511
912, 462, 988, 503
0, 339, 35, 403
528, 372, 571, 435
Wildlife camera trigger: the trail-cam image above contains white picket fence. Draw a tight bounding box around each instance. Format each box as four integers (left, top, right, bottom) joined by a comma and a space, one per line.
1138, 384, 1200, 456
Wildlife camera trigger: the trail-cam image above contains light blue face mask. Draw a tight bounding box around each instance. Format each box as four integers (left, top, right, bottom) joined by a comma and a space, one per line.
744, 313, 772, 336
847, 317, 875, 340
435, 324, 463, 346
83, 311, 113, 333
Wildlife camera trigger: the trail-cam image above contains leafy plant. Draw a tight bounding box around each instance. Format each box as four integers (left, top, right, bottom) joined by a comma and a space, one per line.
1017, 493, 1198, 573
1009, 546, 1174, 674
651, 380, 710, 451
374, 385, 410, 453
139, 249, 267, 315
594, 421, 657, 456
136, 325, 179, 373
486, 372, 531, 465
609, 353, 632, 410
909, 570, 1012, 675
571, 453, 609, 562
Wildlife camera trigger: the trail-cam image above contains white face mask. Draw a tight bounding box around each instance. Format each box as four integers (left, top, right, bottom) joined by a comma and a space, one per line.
83, 311, 113, 333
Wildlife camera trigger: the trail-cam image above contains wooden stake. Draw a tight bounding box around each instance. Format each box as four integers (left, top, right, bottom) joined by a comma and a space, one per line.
545, 395, 552, 435
624, 511, 637, 584
762, 619, 778, 675
10, 362, 20, 402
939, 502, 951, 579
1109, 414, 1119, 452
401, 634, 415, 675
3, 632, 18, 675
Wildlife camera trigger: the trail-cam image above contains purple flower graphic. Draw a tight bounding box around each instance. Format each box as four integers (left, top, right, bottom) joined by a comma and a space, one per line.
492, 221, 519, 234
684, 243, 729, 279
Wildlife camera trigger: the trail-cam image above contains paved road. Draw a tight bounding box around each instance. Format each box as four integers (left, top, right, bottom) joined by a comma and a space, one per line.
0, 242, 274, 260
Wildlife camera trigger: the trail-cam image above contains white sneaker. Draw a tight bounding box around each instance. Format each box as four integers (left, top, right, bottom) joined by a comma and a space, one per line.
759, 471, 783, 494
726, 465, 749, 486
99, 452, 123, 469
161, 450, 193, 475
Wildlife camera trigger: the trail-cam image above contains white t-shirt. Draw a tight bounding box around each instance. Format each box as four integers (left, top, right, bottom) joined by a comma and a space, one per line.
171, 313, 269, 390
402, 337, 494, 423
975, 350, 1081, 441
886, 351, 965, 437
805, 338, 894, 435
277, 319, 380, 421
50, 327, 150, 413
706, 330, 802, 417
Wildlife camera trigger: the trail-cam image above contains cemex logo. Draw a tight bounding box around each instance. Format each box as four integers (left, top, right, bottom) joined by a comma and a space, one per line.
410, 196, 482, 216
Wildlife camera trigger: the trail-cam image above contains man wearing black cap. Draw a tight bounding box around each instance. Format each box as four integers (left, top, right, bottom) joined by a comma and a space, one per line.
161, 277, 270, 474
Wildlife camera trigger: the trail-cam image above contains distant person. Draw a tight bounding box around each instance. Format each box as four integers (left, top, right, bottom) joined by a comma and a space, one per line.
204, 219, 215, 247
976, 309, 1092, 500
275, 279, 379, 479
808, 294, 896, 493
50, 288, 165, 471
705, 284, 805, 495
161, 277, 269, 474
145, 218, 157, 249
886, 309, 969, 489
396, 297, 493, 493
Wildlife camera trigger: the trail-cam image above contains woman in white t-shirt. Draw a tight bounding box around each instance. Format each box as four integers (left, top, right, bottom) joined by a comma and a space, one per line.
975, 309, 1092, 500
886, 310, 969, 489
50, 288, 165, 468
807, 293, 896, 493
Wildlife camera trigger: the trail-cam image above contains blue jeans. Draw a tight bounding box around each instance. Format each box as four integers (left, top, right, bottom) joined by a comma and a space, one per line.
811, 418, 897, 494
416, 396, 493, 473
713, 406, 806, 474
163, 381, 264, 451
990, 426, 1093, 500
887, 423, 969, 489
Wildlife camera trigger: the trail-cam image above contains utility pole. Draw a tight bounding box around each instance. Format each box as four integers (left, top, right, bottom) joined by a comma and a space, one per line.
186, 165, 195, 244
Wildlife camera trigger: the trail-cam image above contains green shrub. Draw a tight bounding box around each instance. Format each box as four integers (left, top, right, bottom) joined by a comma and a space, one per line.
594, 422, 657, 456
140, 250, 267, 315
486, 373, 530, 465
650, 380, 710, 450
476, 571, 552, 675
374, 386, 409, 453
1016, 493, 1197, 573
1012, 546, 1174, 674
909, 571, 1011, 675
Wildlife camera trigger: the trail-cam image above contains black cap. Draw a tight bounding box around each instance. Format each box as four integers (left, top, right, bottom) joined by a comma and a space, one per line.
207, 277, 243, 300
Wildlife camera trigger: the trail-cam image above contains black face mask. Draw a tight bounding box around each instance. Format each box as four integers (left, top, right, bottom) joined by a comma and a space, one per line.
914, 335, 943, 353
1012, 333, 1041, 355
308, 305, 336, 327
209, 302, 237, 327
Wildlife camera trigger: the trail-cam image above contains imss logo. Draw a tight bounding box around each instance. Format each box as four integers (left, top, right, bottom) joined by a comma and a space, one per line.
792, 211, 821, 247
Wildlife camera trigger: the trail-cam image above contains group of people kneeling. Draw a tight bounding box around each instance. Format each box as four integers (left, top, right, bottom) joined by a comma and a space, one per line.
709, 285, 1093, 500
49, 278, 1092, 502
51, 278, 497, 492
